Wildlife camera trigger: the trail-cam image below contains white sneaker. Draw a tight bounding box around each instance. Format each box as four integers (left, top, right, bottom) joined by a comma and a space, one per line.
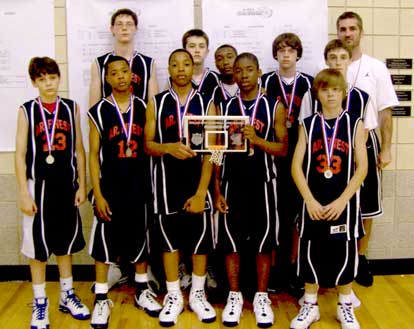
222, 291, 243, 327
253, 292, 274, 328
290, 302, 320, 329
337, 303, 360, 329
59, 288, 90, 320
189, 289, 216, 323
31, 297, 49, 329
178, 262, 192, 290
90, 299, 113, 329
134, 288, 162, 317
90, 264, 128, 293
298, 291, 361, 309
159, 291, 184, 327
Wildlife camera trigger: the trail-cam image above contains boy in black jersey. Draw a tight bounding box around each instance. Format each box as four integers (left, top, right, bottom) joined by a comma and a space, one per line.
145, 49, 216, 327
88, 56, 162, 329
15, 57, 89, 329
290, 69, 367, 329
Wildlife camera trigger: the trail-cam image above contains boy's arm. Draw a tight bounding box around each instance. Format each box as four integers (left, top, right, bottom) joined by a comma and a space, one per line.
89, 118, 112, 221
147, 61, 159, 101
244, 101, 288, 156
324, 120, 368, 220
74, 104, 86, 206
377, 108, 392, 168
144, 98, 195, 159
291, 125, 324, 220
89, 61, 102, 108
15, 107, 37, 216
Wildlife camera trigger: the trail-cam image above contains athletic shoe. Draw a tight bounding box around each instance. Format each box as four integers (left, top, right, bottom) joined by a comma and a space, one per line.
159, 291, 184, 327
31, 297, 49, 329
189, 289, 216, 323
134, 288, 162, 317
290, 302, 320, 329
90, 264, 129, 293
253, 292, 274, 328
178, 262, 192, 290
90, 299, 113, 329
355, 255, 373, 287
222, 291, 243, 327
337, 303, 360, 329
59, 288, 90, 320
298, 291, 361, 309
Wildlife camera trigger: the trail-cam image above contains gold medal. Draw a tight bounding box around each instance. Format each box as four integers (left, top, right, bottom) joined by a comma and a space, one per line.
46, 154, 55, 165
324, 169, 333, 179
126, 147, 132, 157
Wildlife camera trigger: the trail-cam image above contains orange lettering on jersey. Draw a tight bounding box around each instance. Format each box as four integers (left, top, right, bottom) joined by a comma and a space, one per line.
36, 122, 45, 136
253, 118, 265, 134
165, 115, 176, 129
127, 123, 143, 136
109, 126, 120, 139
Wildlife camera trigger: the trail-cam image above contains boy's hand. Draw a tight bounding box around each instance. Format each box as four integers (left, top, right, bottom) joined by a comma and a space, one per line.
19, 193, 37, 216
94, 195, 112, 221
74, 186, 86, 207
183, 194, 205, 214
243, 125, 258, 145
214, 194, 229, 214
305, 198, 325, 220
323, 198, 347, 221
167, 142, 196, 160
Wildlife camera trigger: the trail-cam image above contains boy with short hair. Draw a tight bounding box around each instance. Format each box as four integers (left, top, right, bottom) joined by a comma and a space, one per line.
215, 52, 288, 327
261, 32, 313, 293
290, 69, 367, 329
182, 29, 219, 99
88, 56, 162, 329
15, 56, 90, 329
144, 49, 216, 327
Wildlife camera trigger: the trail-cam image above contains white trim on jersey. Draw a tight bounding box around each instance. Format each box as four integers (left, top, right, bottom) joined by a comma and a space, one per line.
101, 222, 110, 263
21, 179, 36, 259
136, 53, 148, 101
335, 239, 349, 286
307, 240, 318, 285
40, 181, 49, 258
345, 115, 352, 241
223, 182, 237, 252
272, 178, 279, 246
29, 101, 37, 180
259, 181, 271, 253
159, 214, 175, 252
67, 208, 80, 254
61, 100, 77, 183
353, 239, 359, 277
193, 212, 207, 255
88, 217, 98, 259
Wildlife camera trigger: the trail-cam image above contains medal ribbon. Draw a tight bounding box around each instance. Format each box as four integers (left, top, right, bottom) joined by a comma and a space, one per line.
111, 94, 134, 145
194, 68, 210, 92
320, 113, 341, 171
38, 96, 60, 154
236, 81, 262, 125
277, 72, 297, 123
170, 87, 197, 139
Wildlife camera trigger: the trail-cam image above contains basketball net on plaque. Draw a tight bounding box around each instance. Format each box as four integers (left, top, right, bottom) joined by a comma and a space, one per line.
183, 115, 250, 166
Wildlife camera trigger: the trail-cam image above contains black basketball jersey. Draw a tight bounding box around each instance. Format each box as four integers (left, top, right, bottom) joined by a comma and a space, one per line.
221, 94, 278, 184
300, 111, 362, 241
152, 88, 210, 214
193, 69, 219, 100
96, 51, 154, 103
212, 81, 239, 111
88, 95, 150, 201
22, 97, 78, 183
262, 71, 313, 157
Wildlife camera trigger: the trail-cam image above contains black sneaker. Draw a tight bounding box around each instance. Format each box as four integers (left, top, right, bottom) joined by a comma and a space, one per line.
355, 255, 373, 287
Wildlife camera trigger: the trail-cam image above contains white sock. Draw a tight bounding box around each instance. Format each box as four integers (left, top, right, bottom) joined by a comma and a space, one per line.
60, 276, 73, 292
339, 293, 352, 305
191, 273, 206, 291
304, 292, 318, 304
95, 282, 109, 295
166, 279, 180, 293
32, 283, 46, 299
135, 272, 148, 283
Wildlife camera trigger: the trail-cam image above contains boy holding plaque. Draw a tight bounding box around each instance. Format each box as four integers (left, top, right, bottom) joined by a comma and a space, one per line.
15, 57, 90, 328
88, 56, 162, 329
290, 69, 367, 329
215, 52, 287, 328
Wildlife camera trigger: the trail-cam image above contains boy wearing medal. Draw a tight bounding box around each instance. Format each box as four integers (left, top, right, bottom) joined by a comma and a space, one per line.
261, 33, 314, 293
215, 53, 287, 327
290, 69, 367, 329
15, 57, 90, 328
88, 56, 162, 328
144, 49, 216, 327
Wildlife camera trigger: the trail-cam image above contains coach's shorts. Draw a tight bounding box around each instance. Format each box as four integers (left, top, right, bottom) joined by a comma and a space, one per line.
297, 237, 358, 288
360, 131, 383, 219
218, 178, 278, 254
21, 179, 85, 262
157, 211, 214, 255
89, 197, 148, 264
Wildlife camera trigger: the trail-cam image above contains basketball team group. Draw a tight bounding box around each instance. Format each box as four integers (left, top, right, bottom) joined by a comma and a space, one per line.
15, 7, 398, 329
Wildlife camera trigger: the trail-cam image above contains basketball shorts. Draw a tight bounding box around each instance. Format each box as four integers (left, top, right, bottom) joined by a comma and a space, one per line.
89, 196, 148, 264
218, 178, 278, 254
360, 131, 383, 219
21, 179, 85, 262
157, 211, 214, 255
297, 237, 358, 288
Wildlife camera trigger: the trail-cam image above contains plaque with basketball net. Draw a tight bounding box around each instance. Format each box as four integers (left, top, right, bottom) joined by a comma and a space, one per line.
183, 115, 249, 165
